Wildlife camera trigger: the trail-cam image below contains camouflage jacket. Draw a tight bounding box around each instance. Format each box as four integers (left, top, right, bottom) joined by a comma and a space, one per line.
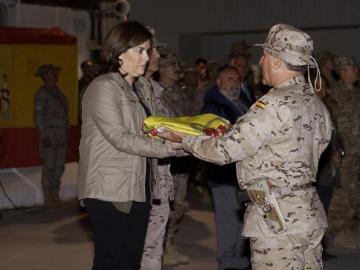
136, 77, 174, 203
34, 85, 68, 137
161, 83, 189, 117
182, 76, 332, 237
327, 82, 360, 151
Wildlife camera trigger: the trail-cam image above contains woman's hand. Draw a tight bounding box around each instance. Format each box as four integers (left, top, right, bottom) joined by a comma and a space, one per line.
157, 128, 185, 143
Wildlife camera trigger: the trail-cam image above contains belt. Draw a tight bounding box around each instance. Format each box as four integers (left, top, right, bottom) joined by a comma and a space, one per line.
270, 183, 314, 197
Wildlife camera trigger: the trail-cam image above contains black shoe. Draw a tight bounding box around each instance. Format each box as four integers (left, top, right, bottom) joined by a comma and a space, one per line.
322, 250, 337, 261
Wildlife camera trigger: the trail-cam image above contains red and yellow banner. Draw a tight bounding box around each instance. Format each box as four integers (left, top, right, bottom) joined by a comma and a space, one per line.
0, 26, 79, 168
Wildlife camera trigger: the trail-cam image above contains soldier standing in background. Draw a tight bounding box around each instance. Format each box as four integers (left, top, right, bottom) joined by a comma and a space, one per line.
78, 60, 97, 125
158, 51, 190, 265
312, 73, 342, 260
315, 50, 338, 89
158, 24, 332, 269
34, 64, 68, 208
327, 56, 360, 249
135, 28, 175, 270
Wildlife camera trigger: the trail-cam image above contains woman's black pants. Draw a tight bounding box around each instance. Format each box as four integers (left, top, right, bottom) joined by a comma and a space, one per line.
84, 198, 151, 270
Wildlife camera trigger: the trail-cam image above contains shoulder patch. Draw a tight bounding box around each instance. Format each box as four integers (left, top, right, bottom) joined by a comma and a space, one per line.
256, 100, 266, 109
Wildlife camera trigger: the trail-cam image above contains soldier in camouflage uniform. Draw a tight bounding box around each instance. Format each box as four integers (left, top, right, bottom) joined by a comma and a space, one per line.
158, 24, 332, 269
135, 29, 175, 270
315, 50, 338, 89
34, 64, 68, 208
158, 51, 190, 265
326, 56, 360, 249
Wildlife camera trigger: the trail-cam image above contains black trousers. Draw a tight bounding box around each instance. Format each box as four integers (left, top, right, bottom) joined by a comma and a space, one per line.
84, 198, 151, 270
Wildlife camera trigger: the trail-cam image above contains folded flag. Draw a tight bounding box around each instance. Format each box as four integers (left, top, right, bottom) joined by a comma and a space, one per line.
143, 113, 231, 137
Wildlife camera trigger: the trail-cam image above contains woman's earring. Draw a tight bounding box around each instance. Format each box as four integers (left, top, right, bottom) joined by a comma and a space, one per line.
119, 58, 123, 67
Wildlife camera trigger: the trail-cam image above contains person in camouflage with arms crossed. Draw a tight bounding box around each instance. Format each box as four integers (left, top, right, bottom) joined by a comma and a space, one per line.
158, 24, 332, 269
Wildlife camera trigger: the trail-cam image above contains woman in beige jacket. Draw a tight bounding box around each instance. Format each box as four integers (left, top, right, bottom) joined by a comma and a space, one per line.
78, 21, 178, 270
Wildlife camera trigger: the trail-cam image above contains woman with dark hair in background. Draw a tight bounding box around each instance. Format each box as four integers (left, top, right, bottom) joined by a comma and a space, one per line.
78, 21, 178, 270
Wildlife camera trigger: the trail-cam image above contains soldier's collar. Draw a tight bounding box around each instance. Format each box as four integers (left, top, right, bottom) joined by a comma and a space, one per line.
274, 76, 306, 89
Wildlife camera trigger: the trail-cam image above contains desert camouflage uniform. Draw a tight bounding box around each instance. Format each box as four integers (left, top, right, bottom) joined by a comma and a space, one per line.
161, 82, 191, 263
180, 23, 334, 268
34, 84, 68, 207
182, 75, 332, 269
136, 77, 174, 270
326, 79, 360, 248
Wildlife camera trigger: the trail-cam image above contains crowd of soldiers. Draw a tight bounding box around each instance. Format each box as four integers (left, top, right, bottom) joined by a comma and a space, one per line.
33, 25, 360, 269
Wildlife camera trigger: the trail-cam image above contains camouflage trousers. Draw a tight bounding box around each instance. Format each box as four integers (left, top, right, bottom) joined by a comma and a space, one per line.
166, 173, 189, 246
328, 151, 360, 234
140, 201, 170, 270
250, 228, 324, 270
39, 141, 67, 190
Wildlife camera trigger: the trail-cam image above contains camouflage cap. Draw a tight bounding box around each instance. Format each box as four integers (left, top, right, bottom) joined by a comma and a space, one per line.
255, 23, 316, 67
229, 40, 252, 58
35, 64, 60, 77
158, 46, 178, 66
334, 56, 357, 71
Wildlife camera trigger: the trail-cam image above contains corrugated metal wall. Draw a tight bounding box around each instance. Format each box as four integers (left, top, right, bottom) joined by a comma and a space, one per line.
101, 0, 360, 65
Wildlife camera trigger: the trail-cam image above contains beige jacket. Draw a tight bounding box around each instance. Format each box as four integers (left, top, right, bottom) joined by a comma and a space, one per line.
78, 72, 176, 202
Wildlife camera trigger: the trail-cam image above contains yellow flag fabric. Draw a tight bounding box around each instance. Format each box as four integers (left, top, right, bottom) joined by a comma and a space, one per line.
143, 113, 230, 136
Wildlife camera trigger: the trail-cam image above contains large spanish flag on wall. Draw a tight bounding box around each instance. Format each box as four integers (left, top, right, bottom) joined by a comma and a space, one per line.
0, 26, 78, 168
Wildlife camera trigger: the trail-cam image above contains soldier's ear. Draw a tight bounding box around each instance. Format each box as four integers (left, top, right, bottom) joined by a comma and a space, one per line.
272, 57, 282, 71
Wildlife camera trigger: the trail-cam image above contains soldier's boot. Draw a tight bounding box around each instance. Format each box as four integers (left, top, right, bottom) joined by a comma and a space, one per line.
335, 229, 357, 249
163, 243, 189, 265
162, 251, 178, 266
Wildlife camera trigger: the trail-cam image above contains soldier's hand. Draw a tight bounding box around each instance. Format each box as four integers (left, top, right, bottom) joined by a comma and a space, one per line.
42, 137, 52, 148
171, 142, 183, 150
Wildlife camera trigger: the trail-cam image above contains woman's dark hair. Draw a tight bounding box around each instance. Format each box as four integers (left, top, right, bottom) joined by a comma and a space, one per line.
98, 20, 152, 74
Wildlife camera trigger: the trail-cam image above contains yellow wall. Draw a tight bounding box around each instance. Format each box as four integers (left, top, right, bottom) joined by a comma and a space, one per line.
0, 44, 78, 128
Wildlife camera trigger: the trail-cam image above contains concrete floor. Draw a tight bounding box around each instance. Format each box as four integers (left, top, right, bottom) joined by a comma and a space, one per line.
0, 190, 359, 270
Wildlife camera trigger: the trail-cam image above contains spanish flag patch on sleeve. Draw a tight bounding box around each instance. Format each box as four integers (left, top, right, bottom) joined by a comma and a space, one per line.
256, 100, 266, 109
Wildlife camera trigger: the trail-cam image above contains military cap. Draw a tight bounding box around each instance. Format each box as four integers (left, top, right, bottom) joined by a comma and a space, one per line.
334, 56, 357, 71
35, 64, 60, 77
158, 46, 178, 66
255, 23, 315, 67
229, 40, 252, 58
